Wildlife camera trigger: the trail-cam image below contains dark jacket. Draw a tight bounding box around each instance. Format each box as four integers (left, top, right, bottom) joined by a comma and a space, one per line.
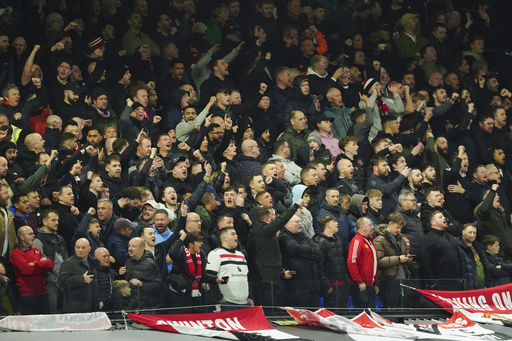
420, 228, 462, 290
456, 236, 488, 290
366, 173, 407, 218
57, 203, 83, 253
483, 252, 512, 287
247, 203, 299, 282
96, 265, 119, 311
312, 232, 347, 293
279, 228, 322, 293
475, 189, 511, 241
125, 250, 162, 309
395, 205, 424, 261
237, 154, 262, 184
58, 255, 99, 313
166, 239, 215, 296
314, 200, 350, 255
106, 231, 130, 268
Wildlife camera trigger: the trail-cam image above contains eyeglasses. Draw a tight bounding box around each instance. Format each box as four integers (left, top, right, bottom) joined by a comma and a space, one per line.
188, 219, 202, 223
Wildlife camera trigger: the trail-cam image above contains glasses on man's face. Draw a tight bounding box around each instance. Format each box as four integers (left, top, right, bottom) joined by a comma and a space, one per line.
189, 219, 202, 223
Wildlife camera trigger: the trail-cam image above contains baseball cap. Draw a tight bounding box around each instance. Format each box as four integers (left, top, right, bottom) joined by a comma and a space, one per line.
114, 218, 137, 231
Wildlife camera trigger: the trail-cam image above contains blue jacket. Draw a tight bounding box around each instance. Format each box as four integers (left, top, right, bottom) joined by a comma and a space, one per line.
106, 231, 130, 268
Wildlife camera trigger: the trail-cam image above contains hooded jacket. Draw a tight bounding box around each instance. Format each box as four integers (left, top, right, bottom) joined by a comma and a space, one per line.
284, 76, 318, 127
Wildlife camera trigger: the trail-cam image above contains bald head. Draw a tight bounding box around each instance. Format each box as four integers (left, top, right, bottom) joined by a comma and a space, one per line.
94, 247, 111, 267
241, 139, 259, 157
128, 237, 145, 260
75, 238, 91, 260
24, 133, 45, 153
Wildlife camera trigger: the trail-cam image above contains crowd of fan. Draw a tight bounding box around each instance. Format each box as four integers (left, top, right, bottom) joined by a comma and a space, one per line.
1, 0, 512, 315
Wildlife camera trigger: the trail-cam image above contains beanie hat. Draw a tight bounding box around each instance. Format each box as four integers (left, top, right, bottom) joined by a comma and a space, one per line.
362, 78, 377, 95
88, 37, 107, 54
46, 12, 63, 27
91, 87, 108, 100
108, 64, 129, 84
131, 102, 144, 111
308, 131, 322, 145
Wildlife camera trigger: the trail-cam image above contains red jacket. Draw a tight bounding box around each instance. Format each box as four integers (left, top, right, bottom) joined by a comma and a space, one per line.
11, 245, 53, 297
347, 232, 378, 287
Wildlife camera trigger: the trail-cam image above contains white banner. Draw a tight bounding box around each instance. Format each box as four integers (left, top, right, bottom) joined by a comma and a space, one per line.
0, 312, 112, 331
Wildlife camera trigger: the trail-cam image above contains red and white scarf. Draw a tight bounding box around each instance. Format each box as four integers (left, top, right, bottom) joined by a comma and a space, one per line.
184, 247, 202, 297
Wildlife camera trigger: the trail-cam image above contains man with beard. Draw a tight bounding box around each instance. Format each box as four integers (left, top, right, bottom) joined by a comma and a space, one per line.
404, 168, 425, 204
421, 163, 436, 192
86, 127, 103, 149
443, 146, 473, 223
152, 209, 172, 244
88, 87, 118, 134
468, 165, 492, 210
366, 156, 410, 218
472, 113, 495, 165
134, 200, 158, 235
429, 86, 459, 136
113, 186, 142, 222
425, 132, 449, 188
55, 82, 88, 122
0, 141, 23, 182
420, 187, 462, 237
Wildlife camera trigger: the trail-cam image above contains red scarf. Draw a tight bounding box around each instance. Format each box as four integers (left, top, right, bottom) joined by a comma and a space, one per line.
376, 99, 389, 117
184, 247, 202, 293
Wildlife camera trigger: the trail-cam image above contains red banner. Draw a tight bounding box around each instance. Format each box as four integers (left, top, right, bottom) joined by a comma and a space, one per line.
417, 283, 512, 314
127, 306, 299, 340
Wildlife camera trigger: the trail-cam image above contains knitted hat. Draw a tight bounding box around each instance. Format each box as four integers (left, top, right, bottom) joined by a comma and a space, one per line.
308, 131, 322, 145
88, 37, 107, 54
46, 12, 63, 26
362, 78, 377, 95
131, 102, 144, 111
108, 64, 130, 84
184, 232, 204, 245
91, 87, 108, 100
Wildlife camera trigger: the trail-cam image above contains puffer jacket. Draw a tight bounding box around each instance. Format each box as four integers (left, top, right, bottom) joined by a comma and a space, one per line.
125, 250, 162, 309
483, 252, 512, 287
373, 224, 409, 280
456, 236, 488, 290
312, 232, 347, 293
279, 228, 322, 293
314, 200, 350, 254
58, 255, 99, 313
395, 205, 424, 261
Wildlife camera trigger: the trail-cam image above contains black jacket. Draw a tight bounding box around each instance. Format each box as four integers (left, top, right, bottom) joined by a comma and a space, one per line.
456, 236, 488, 290
58, 255, 99, 313
125, 250, 162, 309
247, 203, 299, 282
312, 232, 347, 293
279, 228, 322, 293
